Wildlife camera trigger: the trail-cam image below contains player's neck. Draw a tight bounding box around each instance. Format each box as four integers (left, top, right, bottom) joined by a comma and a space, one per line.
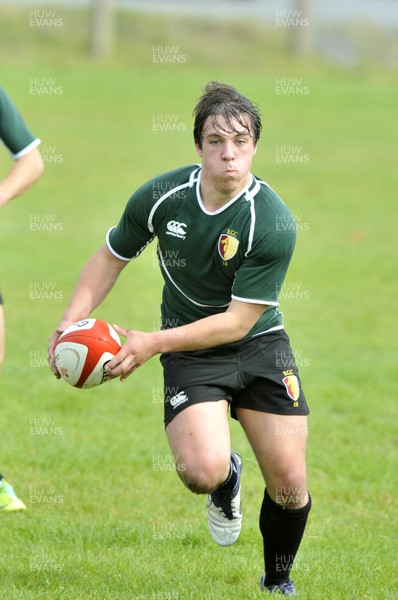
199, 173, 251, 212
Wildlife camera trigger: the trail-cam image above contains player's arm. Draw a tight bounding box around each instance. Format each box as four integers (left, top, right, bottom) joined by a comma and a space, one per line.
106, 299, 267, 381
0, 146, 44, 207
48, 244, 128, 377
155, 299, 266, 351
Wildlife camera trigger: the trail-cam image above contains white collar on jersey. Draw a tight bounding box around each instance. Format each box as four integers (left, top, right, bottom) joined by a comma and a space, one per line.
195, 169, 259, 216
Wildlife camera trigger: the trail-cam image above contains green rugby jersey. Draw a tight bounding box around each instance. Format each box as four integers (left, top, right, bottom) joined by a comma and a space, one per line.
0, 87, 40, 158
107, 164, 297, 340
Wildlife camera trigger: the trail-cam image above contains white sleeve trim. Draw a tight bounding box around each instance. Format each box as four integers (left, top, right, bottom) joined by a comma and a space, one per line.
13, 138, 41, 160
105, 227, 132, 262
251, 324, 284, 337
231, 294, 279, 307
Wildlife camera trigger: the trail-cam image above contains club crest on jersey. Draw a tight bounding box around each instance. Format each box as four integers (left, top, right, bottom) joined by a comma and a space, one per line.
218, 234, 239, 261
282, 375, 300, 402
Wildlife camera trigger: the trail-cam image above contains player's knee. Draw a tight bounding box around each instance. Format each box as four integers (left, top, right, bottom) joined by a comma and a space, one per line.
270, 468, 308, 508
179, 455, 228, 495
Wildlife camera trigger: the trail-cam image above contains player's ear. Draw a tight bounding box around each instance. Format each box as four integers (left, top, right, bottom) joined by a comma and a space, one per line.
195, 142, 203, 157
253, 144, 257, 155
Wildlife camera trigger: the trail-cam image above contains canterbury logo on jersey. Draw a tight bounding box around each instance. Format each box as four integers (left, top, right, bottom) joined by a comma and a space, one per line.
166, 220, 187, 239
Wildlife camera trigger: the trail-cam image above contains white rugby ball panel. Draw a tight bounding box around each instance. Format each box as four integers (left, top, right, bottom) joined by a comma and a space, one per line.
59, 319, 97, 337
55, 342, 88, 386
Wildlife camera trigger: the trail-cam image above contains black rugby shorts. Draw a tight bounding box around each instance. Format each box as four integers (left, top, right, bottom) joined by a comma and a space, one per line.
160, 329, 309, 427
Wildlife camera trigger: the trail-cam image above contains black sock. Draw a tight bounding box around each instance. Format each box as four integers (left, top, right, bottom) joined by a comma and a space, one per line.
216, 453, 239, 493
259, 488, 311, 586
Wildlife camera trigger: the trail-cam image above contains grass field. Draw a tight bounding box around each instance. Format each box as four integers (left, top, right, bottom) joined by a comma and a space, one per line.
0, 6, 397, 599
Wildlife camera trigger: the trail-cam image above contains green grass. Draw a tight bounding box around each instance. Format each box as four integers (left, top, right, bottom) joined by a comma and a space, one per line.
0, 6, 397, 599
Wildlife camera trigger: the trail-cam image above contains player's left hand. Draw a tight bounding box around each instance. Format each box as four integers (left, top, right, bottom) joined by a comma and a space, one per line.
104, 324, 158, 381
47, 321, 76, 378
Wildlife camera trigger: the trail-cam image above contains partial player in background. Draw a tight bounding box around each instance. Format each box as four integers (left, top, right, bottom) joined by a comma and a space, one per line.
0, 86, 44, 512
48, 82, 311, 595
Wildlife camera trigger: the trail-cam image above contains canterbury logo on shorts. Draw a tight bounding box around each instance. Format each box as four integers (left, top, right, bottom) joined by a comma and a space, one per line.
169, 391, 189, 409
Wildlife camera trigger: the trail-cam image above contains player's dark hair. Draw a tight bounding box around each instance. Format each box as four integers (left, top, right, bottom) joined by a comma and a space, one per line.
193, 81, 262, 148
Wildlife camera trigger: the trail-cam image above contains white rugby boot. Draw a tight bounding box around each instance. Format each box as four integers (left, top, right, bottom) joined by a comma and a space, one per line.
206, 450, 242, 546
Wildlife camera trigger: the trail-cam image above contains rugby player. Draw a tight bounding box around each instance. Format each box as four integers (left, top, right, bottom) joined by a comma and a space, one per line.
48, 82, 310, 595
0, 86, 44, 512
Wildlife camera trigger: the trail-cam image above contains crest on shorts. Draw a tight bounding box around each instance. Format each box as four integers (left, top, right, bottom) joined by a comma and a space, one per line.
282, 375, 300, 402
218, 234, 239, 261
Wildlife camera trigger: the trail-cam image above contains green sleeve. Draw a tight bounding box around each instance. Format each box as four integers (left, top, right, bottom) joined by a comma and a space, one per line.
106, 166, 195, 261
232, 205, 297, 305
106, 179, 156, 261
0, 88, 38, 157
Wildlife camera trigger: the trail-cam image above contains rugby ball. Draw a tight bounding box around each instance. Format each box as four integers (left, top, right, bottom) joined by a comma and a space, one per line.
54, 319, 121, 388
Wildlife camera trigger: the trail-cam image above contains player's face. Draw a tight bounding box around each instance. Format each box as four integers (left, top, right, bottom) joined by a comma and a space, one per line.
195, 114, 257, 199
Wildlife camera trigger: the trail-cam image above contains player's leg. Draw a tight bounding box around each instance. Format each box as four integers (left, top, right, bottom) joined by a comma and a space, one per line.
161, 346, 244, 545
237, 410, 308, 506
231, 330, 311, 592
166, 400, 231, 493
236, 408, 310, 593
0, 300, 26, 513
166, 400, 243, 545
